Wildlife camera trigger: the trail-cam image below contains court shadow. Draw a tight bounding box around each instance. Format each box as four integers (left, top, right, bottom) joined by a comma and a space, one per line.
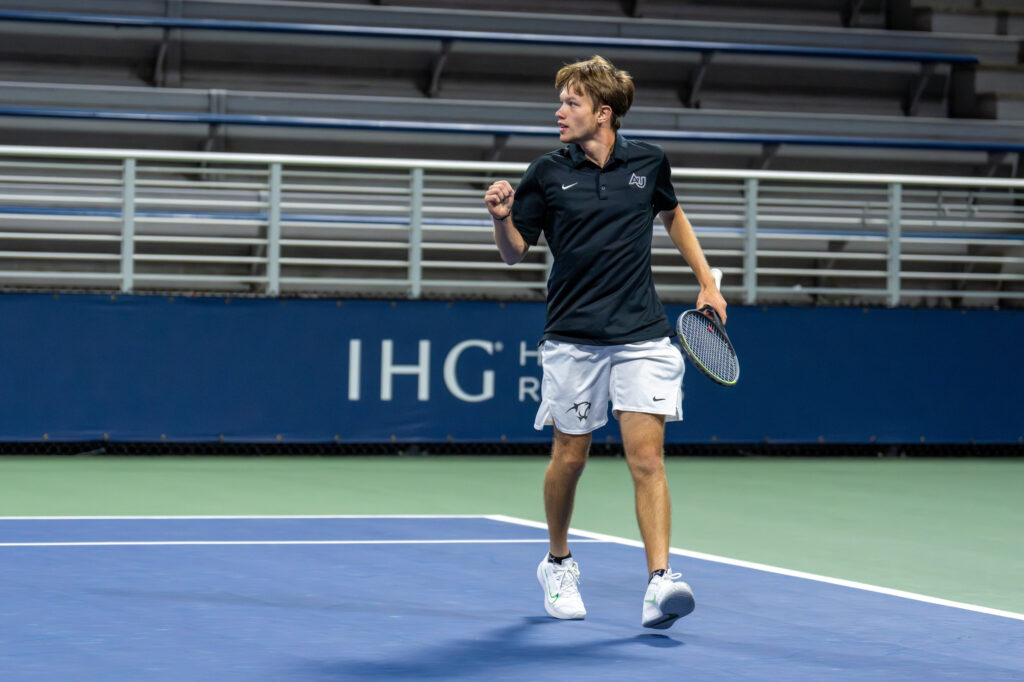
301, 617, 686, 680
633, 633, 684, 648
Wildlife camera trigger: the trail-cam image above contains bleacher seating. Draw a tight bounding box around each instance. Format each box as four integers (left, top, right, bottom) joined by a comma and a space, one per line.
0, 2, 1021, 177
0, 2, 1020, 308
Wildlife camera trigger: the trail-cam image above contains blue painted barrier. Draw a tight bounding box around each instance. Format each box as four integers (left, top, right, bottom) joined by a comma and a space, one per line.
0, 294, 1020, 443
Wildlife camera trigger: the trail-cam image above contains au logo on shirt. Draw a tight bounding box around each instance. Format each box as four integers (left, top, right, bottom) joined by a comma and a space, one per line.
628, 172, 647, 189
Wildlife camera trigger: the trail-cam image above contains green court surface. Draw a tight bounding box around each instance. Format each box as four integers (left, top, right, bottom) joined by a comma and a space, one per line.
1, 455, 1021, 615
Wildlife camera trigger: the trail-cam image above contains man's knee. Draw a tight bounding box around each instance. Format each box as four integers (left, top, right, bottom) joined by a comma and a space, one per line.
619, 412, 667, 481
551, 431, 590, 474
626, 449, 665, 481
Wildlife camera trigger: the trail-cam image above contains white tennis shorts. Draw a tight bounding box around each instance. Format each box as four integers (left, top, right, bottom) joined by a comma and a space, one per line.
534, 337, 685, 435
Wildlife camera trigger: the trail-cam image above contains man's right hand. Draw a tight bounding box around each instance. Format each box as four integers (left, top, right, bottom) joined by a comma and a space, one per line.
484, 180, 515, 220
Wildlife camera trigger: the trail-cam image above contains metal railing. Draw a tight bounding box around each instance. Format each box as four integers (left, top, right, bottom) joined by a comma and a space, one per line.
0, 145, 1021, 307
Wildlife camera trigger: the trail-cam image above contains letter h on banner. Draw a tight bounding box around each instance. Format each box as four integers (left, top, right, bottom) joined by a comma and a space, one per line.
381, 339, 430, 401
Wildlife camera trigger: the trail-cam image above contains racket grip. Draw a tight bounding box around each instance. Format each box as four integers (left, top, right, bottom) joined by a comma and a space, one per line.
711, 268, 723, 289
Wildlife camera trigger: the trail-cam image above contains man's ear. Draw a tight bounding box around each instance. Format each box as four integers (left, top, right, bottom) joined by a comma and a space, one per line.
598, 104, 613, 124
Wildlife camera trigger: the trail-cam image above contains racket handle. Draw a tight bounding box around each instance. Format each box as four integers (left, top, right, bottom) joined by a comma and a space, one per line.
711, 267, 723, 289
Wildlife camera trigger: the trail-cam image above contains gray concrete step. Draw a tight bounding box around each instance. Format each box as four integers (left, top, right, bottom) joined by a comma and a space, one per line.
913, 0, 1024, 11
912, 0, 1024, 36
3, 0, 1018, 62
975, 64, 1024, 94
981, 91, 1024, 119
0, 80, 1018, 178
2, 78, 1017, 142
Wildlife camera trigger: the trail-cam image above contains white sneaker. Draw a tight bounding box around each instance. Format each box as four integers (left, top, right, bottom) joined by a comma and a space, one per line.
536, 555, 586, 620
642, 570, 695, 629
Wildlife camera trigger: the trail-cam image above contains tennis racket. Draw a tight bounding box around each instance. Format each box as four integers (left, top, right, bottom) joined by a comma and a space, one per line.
676, 268, 739, 386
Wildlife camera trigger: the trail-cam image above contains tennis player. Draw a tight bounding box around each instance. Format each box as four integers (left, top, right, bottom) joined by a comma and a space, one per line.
484, 55, 727, 629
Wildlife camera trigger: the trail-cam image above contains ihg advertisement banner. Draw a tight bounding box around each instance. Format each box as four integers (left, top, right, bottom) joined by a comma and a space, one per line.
1, 294, 1021, 443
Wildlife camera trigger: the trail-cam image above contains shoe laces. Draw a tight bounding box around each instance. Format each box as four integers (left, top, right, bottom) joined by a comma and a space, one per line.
652, 570, 682, 589
554, 561, 581, 596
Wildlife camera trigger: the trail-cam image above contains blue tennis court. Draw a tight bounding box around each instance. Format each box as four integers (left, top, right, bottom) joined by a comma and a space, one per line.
1, 515, 1021, 681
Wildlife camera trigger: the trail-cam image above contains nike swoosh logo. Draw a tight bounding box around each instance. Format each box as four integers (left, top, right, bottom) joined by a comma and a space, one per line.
645, 598, 658, 605
653, 397, 665, 402
561, 182, 578, 190
549, 591, 559, 603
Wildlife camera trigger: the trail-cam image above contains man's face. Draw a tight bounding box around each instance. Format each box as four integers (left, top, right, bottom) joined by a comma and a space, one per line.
556, 86, 601, 144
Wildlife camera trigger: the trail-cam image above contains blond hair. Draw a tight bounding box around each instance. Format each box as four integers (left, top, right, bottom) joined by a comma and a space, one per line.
555, 55, 634, 131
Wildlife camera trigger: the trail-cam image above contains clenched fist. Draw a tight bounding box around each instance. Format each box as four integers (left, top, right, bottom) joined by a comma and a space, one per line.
484, 180, 514, 220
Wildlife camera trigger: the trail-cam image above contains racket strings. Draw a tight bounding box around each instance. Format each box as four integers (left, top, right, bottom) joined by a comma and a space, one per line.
678, 312, 738, 383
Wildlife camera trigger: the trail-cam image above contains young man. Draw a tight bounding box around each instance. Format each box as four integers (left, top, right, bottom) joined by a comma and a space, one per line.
483, 55, 727, 629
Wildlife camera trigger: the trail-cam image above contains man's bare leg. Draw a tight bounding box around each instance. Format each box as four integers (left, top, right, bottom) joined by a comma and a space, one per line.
622, 411, 694, 628
544, 426, 591, 557
619, 411, 670, 574
536, 426, 591, 620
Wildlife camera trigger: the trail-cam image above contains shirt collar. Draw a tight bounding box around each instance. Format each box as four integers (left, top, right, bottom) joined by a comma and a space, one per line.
568, 133, 631, 169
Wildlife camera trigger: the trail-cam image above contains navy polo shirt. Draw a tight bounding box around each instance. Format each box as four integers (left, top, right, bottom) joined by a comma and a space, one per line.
511, 134, 679, 345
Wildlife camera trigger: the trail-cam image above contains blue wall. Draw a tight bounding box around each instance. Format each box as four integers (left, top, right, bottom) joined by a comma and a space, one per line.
1, 294, 1021, 443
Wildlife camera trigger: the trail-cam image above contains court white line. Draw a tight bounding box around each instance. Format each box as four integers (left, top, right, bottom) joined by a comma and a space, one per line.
487, 514, 1024, 623
0, 514, 487, 521
10, 514, 1018, 623
0, 538, 607, 548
